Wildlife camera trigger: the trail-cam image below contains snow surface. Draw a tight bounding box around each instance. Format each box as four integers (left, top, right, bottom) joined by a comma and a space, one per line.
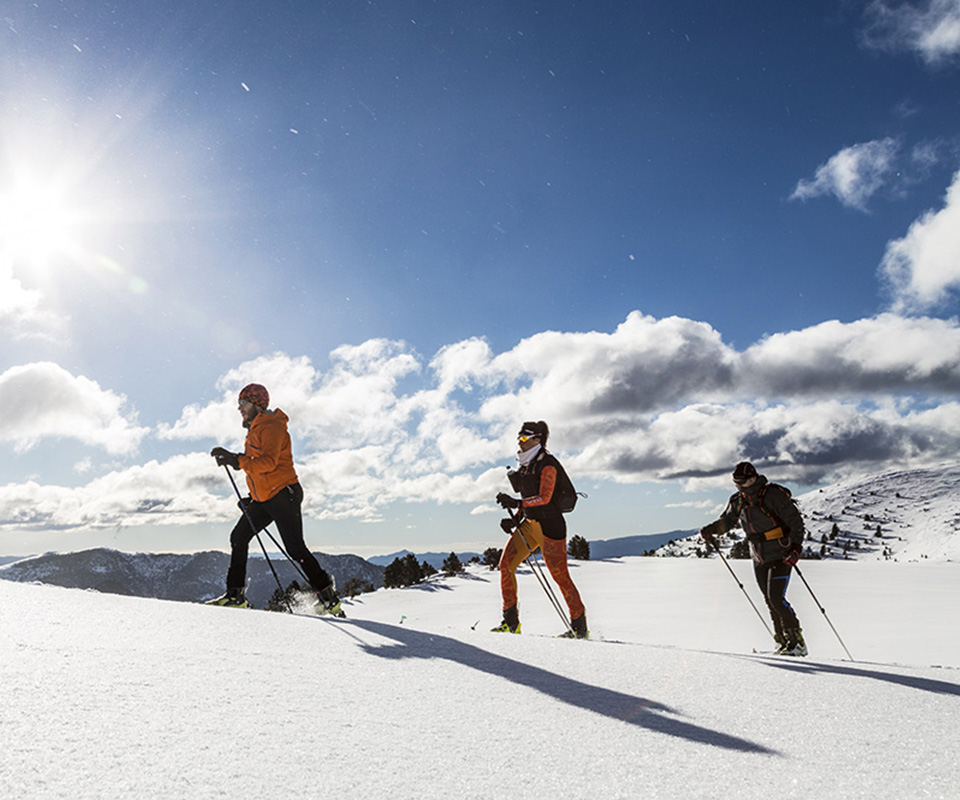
2, 558, 958, 799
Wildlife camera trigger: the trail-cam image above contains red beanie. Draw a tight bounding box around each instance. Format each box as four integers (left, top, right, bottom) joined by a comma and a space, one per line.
238, 383, 269, 409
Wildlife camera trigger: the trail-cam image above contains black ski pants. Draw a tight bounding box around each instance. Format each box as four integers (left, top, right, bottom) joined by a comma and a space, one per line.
754, 559, 800, 639
226, 482, 332, 594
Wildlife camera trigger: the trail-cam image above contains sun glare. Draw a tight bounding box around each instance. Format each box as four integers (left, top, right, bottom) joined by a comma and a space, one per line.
0, 175, 82, 269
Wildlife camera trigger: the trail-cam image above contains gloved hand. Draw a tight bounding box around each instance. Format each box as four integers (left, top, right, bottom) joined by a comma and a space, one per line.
211, 447, 240, 470
500, 517, 517, 534
783, 543, 802, 567
237, 495, 252, 511
700, 520, 723, 541
496, 492, 521, 509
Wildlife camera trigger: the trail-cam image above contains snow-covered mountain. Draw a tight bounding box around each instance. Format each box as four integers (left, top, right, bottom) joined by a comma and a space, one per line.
0, 547, 384, 608
653, 462, 960, 562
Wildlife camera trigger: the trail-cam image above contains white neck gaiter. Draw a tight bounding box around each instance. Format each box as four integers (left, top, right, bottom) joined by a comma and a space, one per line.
517, 443, 541, 467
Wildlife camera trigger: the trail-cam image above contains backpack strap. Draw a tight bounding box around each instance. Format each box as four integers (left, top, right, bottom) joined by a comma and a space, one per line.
758, 484, 794, 529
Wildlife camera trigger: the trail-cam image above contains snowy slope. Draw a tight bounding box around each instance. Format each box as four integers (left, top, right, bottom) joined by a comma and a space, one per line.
654, 462, 960, 562
798, 463, 960, 561
2, 558, 958, 800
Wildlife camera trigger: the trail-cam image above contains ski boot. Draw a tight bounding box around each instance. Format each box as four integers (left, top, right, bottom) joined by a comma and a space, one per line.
316, 585, 346, 618
778, 628, 807, 656
491, 605, 521, 634
559, 612, 589, 639
206, 588, 249, 608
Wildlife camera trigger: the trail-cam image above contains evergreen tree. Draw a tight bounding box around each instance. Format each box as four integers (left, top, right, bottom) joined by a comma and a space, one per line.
421, 560, 437, 578
482, 547, 503, 569
567, 534, 590, 560
342, 577, 375, 598
401, 553, 423, 584
384, 554, 426, 588
267, 580, 303, 612
730, 540, 750, 559
383, 557, 404, 588
442, 552, 463, 576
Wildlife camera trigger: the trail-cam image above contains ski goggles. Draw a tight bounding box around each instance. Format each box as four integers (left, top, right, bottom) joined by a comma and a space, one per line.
518, 434, 539, 443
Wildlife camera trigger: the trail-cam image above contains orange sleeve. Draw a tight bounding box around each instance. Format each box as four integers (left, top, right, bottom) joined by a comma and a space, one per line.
522, 465, 556, 508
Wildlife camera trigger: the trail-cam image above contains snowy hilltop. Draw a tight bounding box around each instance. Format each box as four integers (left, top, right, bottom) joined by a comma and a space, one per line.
652, 462, 960, 562
2, 557, 958, 800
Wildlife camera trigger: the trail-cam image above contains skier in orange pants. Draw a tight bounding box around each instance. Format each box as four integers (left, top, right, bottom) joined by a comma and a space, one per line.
493, 421, 587, 638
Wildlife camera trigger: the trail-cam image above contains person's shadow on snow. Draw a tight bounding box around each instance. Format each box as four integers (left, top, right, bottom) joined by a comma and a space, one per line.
752, 657, 960, 697
334, 618, 777, 755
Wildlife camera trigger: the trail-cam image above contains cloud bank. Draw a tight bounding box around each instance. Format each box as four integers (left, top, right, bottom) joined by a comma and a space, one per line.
3, 312, 959, 532
0, 362, 147, 455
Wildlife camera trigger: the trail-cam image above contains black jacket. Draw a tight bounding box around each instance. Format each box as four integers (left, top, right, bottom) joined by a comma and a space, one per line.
509, 450, 564, 522
718, 475, 805, 564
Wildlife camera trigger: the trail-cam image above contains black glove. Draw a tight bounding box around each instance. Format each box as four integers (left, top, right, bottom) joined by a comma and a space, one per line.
783, 543, 802, 567
700, 520, 724, 541
237, 495, 252, 511
211, 447, 240, 470
500, 517, 518, 534
496, 492, 521, 509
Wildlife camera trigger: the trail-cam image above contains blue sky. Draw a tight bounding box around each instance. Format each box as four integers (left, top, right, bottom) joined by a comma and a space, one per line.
2, 1, 960, 558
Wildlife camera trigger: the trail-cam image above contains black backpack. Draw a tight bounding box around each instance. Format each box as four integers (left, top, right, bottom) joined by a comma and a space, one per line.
552, 459, 584, 514
740, 483, 799, 532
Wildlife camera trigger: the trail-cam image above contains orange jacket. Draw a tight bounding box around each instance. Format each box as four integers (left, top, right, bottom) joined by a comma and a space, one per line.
238, 409, 299, 502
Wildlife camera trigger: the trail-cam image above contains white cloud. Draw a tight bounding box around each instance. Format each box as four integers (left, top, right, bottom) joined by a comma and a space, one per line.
879, 169, 960, 311
0, 274, 64, 339
790, 139, 900, 210
10, 311, 960, 532
483, 312, 736, 432
0, 362, 148, 455
863, 0, 960, 65
158, 343, 423, 450
743, 314, 960, 394
0, 453, 234, 530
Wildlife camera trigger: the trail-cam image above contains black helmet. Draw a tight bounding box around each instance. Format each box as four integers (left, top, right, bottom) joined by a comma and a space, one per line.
732, 461, 758, 483
518, 420, 549, 446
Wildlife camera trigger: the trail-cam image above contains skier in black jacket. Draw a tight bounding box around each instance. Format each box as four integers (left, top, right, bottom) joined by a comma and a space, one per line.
700, 462, 807, 656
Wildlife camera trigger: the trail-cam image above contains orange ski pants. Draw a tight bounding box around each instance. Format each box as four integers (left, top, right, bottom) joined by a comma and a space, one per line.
498, 518, 585, 620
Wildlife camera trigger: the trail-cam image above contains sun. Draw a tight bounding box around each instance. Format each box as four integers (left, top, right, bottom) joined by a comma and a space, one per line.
0, 172, 83, 270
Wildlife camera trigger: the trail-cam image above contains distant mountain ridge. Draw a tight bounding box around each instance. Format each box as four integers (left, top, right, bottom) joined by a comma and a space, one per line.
368, 549, 482, 569
588, 531, 695, 559
3, 464, 956, 610
367, 537, 696, 566
0, 548, 385, 609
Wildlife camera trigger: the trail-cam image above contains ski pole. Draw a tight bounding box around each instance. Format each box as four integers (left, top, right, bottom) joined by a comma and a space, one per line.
708, 537, 776, 641
793, 564, 854, 661
509, 509, 574, 635
221, 465, 294, 613
257, 525, 311, 586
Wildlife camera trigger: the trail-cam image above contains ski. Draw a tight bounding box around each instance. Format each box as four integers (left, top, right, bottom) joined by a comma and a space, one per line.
752, 647, 807, 657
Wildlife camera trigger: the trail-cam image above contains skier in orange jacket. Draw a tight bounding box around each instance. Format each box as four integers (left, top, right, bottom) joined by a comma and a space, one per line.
209, 383, 342, 614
